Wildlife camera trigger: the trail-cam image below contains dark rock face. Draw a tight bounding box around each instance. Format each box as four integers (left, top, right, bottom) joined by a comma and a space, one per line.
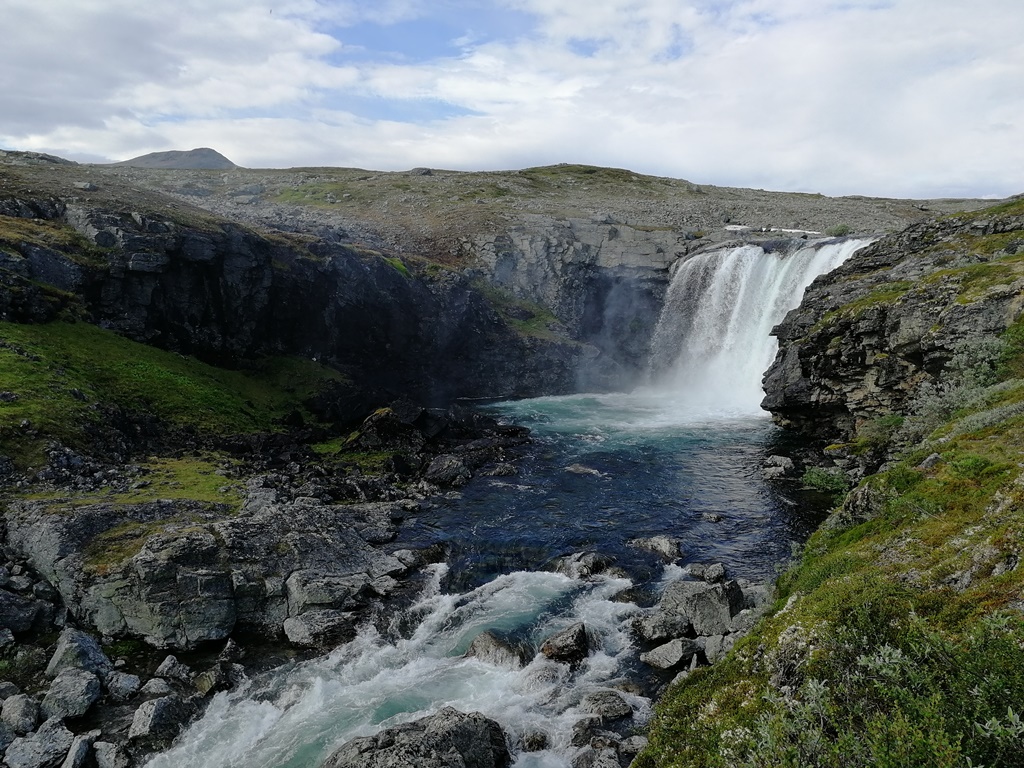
322, 707, 511, 768
763, 211, 1024, 454
1, 197, 583, 409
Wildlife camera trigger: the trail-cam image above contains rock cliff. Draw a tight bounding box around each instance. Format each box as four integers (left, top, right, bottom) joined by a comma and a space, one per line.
763, 198, 1024, 465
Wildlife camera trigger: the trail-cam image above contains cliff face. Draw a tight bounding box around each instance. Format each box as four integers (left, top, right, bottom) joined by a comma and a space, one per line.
0, 195, 583, 409
464, 215, 697, 388
763, 199, 1024, 453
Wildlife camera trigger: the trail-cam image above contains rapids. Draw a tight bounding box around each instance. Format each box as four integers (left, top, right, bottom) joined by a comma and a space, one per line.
147, 237, 870, 768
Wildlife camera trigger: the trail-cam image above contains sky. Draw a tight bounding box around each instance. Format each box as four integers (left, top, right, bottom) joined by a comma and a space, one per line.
1, 0, 1021, 198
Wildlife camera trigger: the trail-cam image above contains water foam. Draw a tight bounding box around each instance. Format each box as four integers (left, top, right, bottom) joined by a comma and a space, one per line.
649, 237, 872, 415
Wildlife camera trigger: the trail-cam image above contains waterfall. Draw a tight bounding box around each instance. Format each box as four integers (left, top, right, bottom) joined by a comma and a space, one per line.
648, 237, 872, 416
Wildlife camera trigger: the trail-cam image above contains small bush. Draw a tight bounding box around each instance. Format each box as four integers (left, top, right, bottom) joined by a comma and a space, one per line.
801, 466, 849, 496
826, 223, 853, 237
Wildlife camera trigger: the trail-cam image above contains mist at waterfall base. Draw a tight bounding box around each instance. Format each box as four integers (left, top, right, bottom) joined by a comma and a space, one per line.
148, 238, 869, 768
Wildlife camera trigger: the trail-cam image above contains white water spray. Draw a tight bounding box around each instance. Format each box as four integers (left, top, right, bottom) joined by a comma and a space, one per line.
648, 238, 872, 415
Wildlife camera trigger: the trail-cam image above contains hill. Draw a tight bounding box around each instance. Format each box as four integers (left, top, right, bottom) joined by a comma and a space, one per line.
113, 147, 236, 170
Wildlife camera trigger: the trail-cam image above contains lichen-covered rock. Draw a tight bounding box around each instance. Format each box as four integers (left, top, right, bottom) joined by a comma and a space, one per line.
3, 717, 74, 768
40, 668, 102, 720
2, 694, 39, 735
322, 707, 510, 768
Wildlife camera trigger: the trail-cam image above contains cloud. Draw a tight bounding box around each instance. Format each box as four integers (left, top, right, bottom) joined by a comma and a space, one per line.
1, 0, 1021, 198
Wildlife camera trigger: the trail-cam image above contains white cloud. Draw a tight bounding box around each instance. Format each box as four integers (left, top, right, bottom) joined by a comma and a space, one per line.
1, 0, 1021, 198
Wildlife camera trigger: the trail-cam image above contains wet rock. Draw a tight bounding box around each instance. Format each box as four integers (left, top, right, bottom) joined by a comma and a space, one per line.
640, 638, 701, 670
520, 730, 549, 751
193, 663, 239, 696
579, 689, 632, 721
40, 668, 102, 720
552, 552, 615, 579
540, 622, 589, 664
571, 746, 620, 768
282, 609, 357, 648
423, 455, 472, 488
466, 630, 531, 669
3, 717, 74, 768
570, 717, 601, 747
45, 628, 112, 678
2, 694, 39, 735
627, 536, 682, 560
323, 706, 510, 768
703, 563, 727, 584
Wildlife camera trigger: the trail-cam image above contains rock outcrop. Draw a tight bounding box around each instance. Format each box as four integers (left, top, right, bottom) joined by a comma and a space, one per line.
763, 205, 1024, 464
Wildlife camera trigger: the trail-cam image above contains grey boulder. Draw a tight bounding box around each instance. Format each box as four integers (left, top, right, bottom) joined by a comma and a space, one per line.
40, 668, 102, 720
3, 717, 74, 768
323, 707, 510, 768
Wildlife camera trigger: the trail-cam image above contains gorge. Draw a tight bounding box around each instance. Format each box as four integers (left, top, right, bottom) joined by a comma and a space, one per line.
2, 150, 1024, 768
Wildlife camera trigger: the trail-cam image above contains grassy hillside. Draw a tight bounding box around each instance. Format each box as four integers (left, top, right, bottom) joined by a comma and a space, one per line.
638, 202, 1024, 768
0, 318, 349, 468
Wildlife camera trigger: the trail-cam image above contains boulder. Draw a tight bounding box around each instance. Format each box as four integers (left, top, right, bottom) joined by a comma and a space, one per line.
93, 741, 131, 768
323, 707, 510, 768
640, 638, 701, 670
627, 536, 682, 560
45, 628, 112, 678
3, 717, 74, 768
423, 455, 472, 487
282, 609, 357, 647
703, 563, 727, 584
540, 622, 589, 664
579, 689, 632, 721
0, 589, 40, 633
552, 552, 615, 579
140, 678, 173, 697
154, 655, 193, 683
59, 731, 99, 768
128, 695, 191, 746
0, 721, 15, 753
2, 694, 40, 735
40, 668, 102, 720
465, 631, 531, 669
104, 671, 142, 702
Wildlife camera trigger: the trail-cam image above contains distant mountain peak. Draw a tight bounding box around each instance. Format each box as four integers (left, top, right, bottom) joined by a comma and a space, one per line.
115, 148, 236, 170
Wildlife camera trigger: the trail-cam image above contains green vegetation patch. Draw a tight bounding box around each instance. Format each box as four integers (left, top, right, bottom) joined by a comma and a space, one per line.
471, 280, 565, 341
0, 214, 110, 267
638, 304, 1024, 767
0, 320, 348, 468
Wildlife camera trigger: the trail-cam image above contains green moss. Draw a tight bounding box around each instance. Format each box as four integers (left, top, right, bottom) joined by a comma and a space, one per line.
0, 320, 348, 468
0, 215, 111, 267
383, 256, 411, 278
471, 280, 565, 341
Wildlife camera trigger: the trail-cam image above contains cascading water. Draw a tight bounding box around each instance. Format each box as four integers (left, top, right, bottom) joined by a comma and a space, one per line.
147, 237, 871, 768
648, 238, 873, 415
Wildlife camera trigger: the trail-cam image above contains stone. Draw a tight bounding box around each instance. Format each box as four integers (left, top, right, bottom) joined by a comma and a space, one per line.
640, 638, 701, 670
466, 631, 530, 669
322, 707, 510, 768
140, 678, 172, 696
520, 730, 549, 751
571, 746, 621, 768
194, 664, 233, 696
45, 628, 112, 678
154, 655, 193, 683
41, 668, 102, 720
687, 580, 744, 635
0, 681, 20, 699
128, 695, 191, 745
0, 627, 14, 648
619, 734, 649, 756
627, 536, 682, 560
2, 694, 39, 735
0, 589, 40, 634
423, 454, 472, 487
552, 552, 615, 579
579, 689, 632, 721
703, 563, 727, 584
104, 671, 142, 702
282, 609, 357, 647
764, 455, 795, 472
93, 741, 131, 768
3, 717, 74, 768
703, 634, 737, 664
540, 622, 589, 664
59, 731, 99, 768
0, 720, 14, 753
